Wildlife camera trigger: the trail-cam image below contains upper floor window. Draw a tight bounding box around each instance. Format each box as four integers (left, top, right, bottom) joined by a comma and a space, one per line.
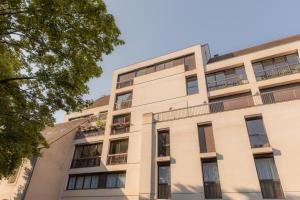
158, 130, 170, 157
111, 113, 131, 135
157, 162, 171, 199
253, 53, 300, 81
117, 72, 135, 89
67, 171, 126, 190
198, 124, 216, 153
71, 143, 102, 168
206, 66, 248, 91
245, 116, 270, 148
186, 76, 199, 95
254, 155, 284, 199
107, 139, 129, 165
114, 92, 132, 110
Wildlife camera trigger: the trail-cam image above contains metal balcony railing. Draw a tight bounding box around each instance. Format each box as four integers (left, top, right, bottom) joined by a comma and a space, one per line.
255, 63, 300, 81
75, 128, 105, 139
153, 86, 300, 122
157, 183, 171, 199
116, 79, 134, 89
207, 76, 249, 91
71, 157, 101, 168
114, 100, 132, 110
107, 153, 127, 165
260, 180, 284, 199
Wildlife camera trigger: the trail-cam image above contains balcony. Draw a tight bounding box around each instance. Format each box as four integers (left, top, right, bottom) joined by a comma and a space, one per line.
114, 100, 132, 110
116, 79, 133, 89
75, 127, 105, 139
107, 153, 127, 165
153, 86, 300, 122
207, 76, 249, 91
255, 63, 300, 81
71, 157, 101, 168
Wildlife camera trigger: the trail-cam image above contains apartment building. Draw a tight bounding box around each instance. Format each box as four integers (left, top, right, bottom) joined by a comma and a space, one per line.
19, 34, 300, 200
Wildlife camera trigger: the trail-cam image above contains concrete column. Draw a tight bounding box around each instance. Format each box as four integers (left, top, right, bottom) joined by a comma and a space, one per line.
244, 60, 263, 105
139, 113, 156, 200
195, 45, 209, 104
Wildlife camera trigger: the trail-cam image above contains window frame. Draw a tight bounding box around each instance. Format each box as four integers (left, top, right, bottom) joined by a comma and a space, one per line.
186, 75, 199, 95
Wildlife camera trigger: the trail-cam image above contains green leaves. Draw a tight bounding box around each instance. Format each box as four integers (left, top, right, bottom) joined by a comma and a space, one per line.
0, 0, 123, 177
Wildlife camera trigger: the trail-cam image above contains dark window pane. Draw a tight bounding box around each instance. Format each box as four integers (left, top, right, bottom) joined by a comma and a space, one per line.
75, 176, 84, 189
286, 54, 299, 65
173, 58, 184, 66
67, 176, 76, 190
184, 55, 196, 71
186, 76, 199, 95
118, 72, 135, 82
158, 130, 170, 157
158, 164, 171, 199
198, 124, 215, 153
164, 61, 174, 69
109, 139, 128, 154
106, 173, 126, 188
156, 63, 165, 71
91, 175, 99, 189
83, 176, 91, 189
246, 117, 266, 135
202, 160, 222, 199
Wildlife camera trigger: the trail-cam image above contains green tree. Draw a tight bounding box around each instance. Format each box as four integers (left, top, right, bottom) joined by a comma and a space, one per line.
0, 0, 123, 178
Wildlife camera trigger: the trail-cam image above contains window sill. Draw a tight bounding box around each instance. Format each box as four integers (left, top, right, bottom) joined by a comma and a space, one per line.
252, 146, 273, 155
156, 156, 171, 162
200, 152, 217, 159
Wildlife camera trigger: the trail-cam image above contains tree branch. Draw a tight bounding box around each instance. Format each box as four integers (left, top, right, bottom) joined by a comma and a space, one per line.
0, 76, 37, 84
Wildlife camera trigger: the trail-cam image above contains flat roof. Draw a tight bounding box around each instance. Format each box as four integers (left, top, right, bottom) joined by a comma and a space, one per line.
208, 33, 300, 64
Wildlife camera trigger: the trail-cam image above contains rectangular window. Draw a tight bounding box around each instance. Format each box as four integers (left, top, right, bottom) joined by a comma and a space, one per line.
206, 66, 248, 91
186, 76, 199, 95
245, 116, 270, 148
198, 124, 216, 153
117, 72, 135, 89
107, 139, 128, 165
254, 155, 284, 199
67, 172, 126, 190
71, 143, 102, 168
184, 54, 196, 71
111, 114, 131, 135
253, 53, 300, 81
158, 130, 170, 157
114, 92, 132, 110
158, 163, 171, 199
202, 159, 222, 199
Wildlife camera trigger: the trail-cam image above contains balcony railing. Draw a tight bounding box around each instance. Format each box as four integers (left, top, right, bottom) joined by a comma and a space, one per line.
207, 76, 249, 91
158, 183, 171, 199
249, 134, 270, 148
75, 128, 105, 139
153, 86, 300, 122
107, 153, 127, 165
116, 79, 134, 89
255, 63, 300, 81
204, 182, 222, 199
114, 100, 132, 110
71, 157, 101, 168
260, 180, 284, 199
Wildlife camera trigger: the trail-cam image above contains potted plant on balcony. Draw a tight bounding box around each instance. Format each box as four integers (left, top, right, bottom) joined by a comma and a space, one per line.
96, 119, 106, 129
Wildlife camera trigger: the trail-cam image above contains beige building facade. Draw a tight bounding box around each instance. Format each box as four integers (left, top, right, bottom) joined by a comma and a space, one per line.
3, 34, 300, 200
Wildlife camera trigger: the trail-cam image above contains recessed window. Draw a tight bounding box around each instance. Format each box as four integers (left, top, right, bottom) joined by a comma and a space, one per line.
67, 172, 126, 190
111, 114, 131, 135
158, 130, 170, 157
202, 159, 222, 199
158, 163, 171, 199
186, 76, 199, 95
114, 92, 132, 110
198, 124, 215, 153
71, 143, 102, 168
254, 155, 284, 199
107, 139, 128, 165
245, 116, 270, 148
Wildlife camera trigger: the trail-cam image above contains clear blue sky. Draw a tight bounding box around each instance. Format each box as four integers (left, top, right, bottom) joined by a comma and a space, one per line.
54, 0, 300, 122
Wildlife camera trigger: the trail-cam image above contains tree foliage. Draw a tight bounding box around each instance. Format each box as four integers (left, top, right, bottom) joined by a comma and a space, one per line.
0, 0, 123, 177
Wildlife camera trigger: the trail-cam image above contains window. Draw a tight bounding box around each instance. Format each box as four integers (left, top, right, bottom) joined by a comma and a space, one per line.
117, 72, 135, 89
158, 163, 171, 199
107, 139, 128, 165
67, 172, 126, 190
254, 155, 284, 199
158, 130, 170, 157
114, 92, 132, 110
202, 159, 222, 199
71, 143, 102, 168
111, 114, 131, 134
198, 124, 215, 153
253, 53, 300, 81
245, 116, 270, 148
186, 76, 199, 95
206, 66, 248, 91
184, 54, 196, 71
